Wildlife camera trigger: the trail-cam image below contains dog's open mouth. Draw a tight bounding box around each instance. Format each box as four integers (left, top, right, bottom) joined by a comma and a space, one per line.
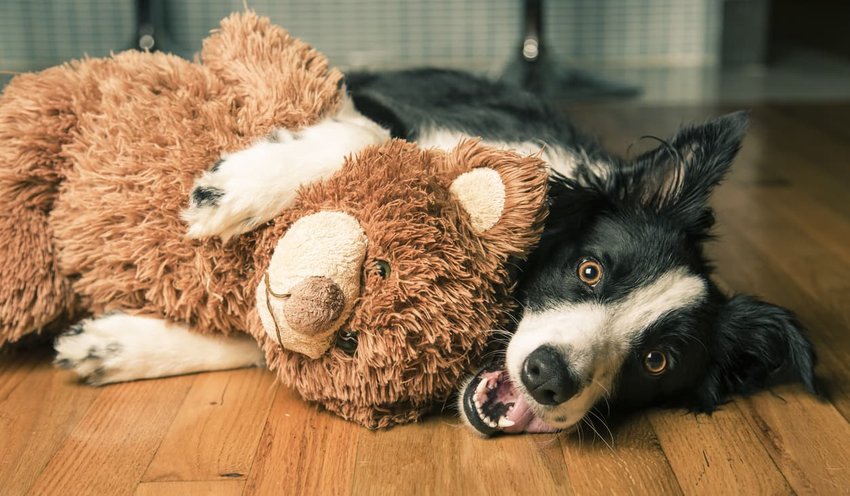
462, 367, 558, 435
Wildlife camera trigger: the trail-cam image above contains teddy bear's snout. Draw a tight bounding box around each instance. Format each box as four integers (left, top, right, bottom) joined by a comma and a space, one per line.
283, 276, 345, 336
256, 210, 367, 358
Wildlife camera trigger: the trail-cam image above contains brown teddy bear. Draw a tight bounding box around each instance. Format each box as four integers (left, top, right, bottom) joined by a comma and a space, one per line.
0, 12, 548, 428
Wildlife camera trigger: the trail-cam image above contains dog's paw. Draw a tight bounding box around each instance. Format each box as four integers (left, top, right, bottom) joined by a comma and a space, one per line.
54, 314, 265, 386
181, 155, 266, 240
181, 133, 309, 240
181, 114, 387, 240
265, 128, 303, 144
54, 322, 127, 386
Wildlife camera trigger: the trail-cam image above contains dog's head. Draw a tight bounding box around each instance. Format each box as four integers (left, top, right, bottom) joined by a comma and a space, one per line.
460, 112, 817, 435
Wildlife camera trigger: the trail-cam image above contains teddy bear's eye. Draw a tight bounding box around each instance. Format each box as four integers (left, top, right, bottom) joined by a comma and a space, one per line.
336, 329, 358, 355
375, 260, 391, 279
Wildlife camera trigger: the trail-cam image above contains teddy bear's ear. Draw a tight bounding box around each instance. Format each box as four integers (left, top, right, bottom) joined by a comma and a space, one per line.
444, 140, 549, 259
200, 10, 344, 135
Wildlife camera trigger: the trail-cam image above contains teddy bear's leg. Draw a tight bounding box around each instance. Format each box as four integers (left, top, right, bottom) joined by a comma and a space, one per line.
53, 313, 264, 386
0, 69, 82, 346
181, 95, 390, 240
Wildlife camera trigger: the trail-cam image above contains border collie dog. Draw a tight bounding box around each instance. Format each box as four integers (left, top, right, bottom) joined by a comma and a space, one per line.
344, 70, 816, 435
57, 69, 817, 436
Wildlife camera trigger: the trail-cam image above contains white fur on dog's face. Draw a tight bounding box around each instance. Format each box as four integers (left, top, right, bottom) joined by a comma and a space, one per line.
506, 268, 707, 430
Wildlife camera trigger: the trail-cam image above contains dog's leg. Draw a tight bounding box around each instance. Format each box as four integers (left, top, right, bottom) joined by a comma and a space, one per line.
53, 314, 264, 386
181, 95, 390, 240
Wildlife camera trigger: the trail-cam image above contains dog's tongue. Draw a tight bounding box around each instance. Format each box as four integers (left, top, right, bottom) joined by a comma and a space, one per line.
501, 393, 558, 434
463, 367, 558, 435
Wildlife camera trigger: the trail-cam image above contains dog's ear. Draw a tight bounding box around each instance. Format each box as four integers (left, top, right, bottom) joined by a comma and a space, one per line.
628, 111, 749, 235
694, 295, 817, 412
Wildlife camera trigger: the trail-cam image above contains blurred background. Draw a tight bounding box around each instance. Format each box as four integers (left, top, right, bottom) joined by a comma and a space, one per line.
1, 0, 849, 103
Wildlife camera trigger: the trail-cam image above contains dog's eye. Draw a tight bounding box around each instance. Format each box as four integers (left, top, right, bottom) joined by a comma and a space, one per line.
644, 350, 668, 375
336, 329, 358, 355
577, 258, 603, 286
374, 260, 391, 279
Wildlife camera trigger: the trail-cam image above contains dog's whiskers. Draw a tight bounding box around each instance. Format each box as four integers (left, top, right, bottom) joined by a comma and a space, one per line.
485, 328, 515, 339
507, 294, 530, 312
479, 350, 507, 364
575, 420, 584, 449
583, 413, 615, 453
587, 408, 615, 449
593, 380, 613, 416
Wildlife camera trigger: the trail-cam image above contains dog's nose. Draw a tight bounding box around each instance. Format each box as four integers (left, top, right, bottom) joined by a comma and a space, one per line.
283, 276, 345, 335
521, 346, 580, 406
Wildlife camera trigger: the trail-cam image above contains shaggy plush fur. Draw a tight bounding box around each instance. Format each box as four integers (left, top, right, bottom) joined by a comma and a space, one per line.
247, 140, 547, 426
0, 12, 342, 343
0, 12, 548, 428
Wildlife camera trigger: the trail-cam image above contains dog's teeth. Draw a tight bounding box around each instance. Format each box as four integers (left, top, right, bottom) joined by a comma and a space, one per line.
486, 417, 497, 428
474, 398, 482, 409
498, 417, 515, 428
476, 378, 488, 396
487, 380, 497, 390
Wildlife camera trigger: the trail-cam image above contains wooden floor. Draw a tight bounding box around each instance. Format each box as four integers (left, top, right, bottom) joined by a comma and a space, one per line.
2, 103, 850, 495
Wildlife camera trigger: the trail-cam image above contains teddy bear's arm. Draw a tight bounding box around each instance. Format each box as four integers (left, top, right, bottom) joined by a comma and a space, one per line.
54, 314, 264, 385
181, 95, 390, 240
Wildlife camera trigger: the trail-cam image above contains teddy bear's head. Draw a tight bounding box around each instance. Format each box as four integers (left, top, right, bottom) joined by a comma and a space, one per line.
248, 139, 547, 428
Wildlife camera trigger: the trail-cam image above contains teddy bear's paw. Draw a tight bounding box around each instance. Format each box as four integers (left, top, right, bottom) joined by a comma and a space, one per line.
54, 321, 127, 386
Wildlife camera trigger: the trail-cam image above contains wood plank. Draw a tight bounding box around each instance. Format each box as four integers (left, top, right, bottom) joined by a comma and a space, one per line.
647, 405, 791, 494
0, 353, 99, 495
773, 103, 850, 146
243, 386, 358, 496
756, 187, 850, 266
26, 376, 194, 496
560, 414, 682, 495
0, 351, 40, 400
353, 416, 571, 496
143, 368, 277, 482
746, 107, 850, 212
135, 480, 244, 496
739, 387, 850, 494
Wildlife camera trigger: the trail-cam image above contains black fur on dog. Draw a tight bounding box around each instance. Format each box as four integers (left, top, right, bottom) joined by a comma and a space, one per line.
347, 69, 817, 435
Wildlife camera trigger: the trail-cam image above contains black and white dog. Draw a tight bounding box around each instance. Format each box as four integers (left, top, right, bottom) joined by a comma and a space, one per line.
56, 69, 817, 437
345, 70, 817, 436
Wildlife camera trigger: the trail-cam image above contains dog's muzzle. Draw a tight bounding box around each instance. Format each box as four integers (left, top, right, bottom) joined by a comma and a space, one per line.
520, 345, 582, 406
